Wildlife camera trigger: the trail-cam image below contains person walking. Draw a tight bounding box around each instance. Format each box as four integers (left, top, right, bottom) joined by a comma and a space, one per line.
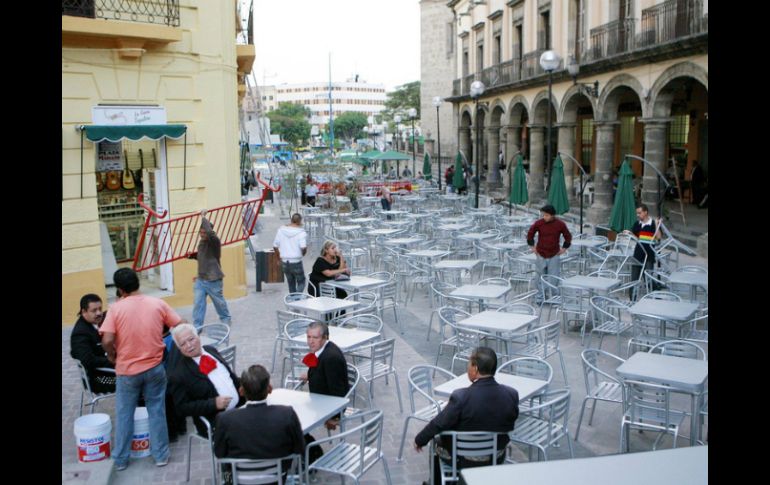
273, 213, 309, 294
189, 209, 232, 330
526, 204, 572, 301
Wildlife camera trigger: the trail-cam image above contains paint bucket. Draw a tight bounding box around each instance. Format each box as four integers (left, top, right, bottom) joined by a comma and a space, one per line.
130, 407, 151, 458
74, 413, 111, 463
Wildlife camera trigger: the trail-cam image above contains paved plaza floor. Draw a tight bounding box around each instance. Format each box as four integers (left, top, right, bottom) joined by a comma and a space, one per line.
62, 202, 707, 485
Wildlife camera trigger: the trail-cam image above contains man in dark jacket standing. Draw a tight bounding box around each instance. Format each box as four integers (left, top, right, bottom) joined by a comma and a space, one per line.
70, 294, 115, 393
167, 324, 243, 437
414, 347, 519, 483
527, 204, 572, 301
189, 209, 232, 330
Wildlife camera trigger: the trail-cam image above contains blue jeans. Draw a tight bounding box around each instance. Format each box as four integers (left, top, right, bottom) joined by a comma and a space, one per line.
193, 278, 231, 329
282, 261, 306, 294
114, 364, 169, 466
536, 253, 561, 299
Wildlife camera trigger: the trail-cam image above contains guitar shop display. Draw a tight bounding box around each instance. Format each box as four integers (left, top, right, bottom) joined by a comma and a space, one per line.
105, 171, 122, 190
96, 172, 105, 192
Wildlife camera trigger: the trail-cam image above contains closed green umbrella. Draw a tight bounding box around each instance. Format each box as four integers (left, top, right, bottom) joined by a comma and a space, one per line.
509, 154, 528, 206
452, 152, 465, 191
547, 155, 570, 215
609, 159, 637, 232
422, 152, 432, 180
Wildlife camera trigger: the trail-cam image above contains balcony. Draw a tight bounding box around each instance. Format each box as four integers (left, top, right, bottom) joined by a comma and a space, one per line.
637, 0, 707, 48
62, 0, 181, 59
586, 19, 635, 61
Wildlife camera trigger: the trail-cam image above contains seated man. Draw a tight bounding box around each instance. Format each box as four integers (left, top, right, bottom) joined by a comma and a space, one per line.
214, 365, 304, 482
70, 294, 115, 393
414, 347, 519, 483
167, 324, 243, 437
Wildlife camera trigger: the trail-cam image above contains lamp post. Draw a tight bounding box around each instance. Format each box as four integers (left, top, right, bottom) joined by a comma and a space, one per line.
508, 150, 522, 216
433, 96, 443, 190
558, 151, 590, 235
394, 114, 402, 176
539, 50, 562, 192
408, 107, 417, 178
625, 154, 670, 219
470, 80, 485, 208
566, 55, 599, 99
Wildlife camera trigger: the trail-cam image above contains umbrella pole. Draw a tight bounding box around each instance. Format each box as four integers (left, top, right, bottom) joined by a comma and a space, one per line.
509, 163, 512, 216
579, 171, 584, 236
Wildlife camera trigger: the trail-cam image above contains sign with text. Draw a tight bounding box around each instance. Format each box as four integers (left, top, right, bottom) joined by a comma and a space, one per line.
97, 141, 124, 172
92, 106, 167, 126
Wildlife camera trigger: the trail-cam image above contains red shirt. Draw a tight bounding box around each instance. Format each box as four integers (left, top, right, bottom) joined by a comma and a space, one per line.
527, 218, 572, 258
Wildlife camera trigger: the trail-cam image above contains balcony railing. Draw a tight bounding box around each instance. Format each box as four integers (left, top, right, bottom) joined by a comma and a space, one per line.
522, 49, 547, 79
62, 0, 181, 27
586, 18, 635, 60
638, 0, 706, 47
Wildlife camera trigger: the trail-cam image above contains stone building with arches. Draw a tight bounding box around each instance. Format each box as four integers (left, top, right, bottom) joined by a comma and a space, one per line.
444, 0, 708, 222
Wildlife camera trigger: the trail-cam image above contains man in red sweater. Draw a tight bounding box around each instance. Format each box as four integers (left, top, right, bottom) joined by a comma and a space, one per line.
527, 204, 572, 301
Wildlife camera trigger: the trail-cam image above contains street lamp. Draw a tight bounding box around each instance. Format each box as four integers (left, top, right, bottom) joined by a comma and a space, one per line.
394, 114, 402, 175
566, 56, 599, 99
408, 107, 417, 177
432, 96, 443, 190
539, 49, 561, 192
470, 80, 485, 208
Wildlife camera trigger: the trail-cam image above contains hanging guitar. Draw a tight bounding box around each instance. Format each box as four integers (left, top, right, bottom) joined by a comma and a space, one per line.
122, 166, 136, 190
134, 148, 144, 192
96, 172, 105, 191
105, 171, 122, 190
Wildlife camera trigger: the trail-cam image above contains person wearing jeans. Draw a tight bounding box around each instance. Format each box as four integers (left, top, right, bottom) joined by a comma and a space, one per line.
526, 204, 572, 301
189, 209, 231, 329
273, 213, 308, 294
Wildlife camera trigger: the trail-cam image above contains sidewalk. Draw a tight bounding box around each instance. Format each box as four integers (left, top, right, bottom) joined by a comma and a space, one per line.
62, 202, 707, 484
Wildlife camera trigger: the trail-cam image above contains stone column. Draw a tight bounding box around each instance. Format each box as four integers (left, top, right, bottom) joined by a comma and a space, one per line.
504, 125, 522, 192
556, 123, 577, 204
486, 125, 502, 190
587, 121, 619, 225
458, 127, 471, 161
641, 118, 670, 219
529, 126, 546, 202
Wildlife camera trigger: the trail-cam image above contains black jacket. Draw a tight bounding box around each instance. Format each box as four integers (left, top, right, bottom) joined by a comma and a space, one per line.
70, 317, 115, 392
307, 341, 349, 398
167, 345, 244, 436
213, 402, 304, 461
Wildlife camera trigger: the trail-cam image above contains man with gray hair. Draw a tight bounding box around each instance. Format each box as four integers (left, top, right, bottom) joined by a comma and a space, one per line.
273, 213, 308, 293
167, 323, 243, 437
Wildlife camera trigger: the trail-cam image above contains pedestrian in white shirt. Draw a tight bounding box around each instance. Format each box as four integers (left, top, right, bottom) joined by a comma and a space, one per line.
273, 213, 308, 293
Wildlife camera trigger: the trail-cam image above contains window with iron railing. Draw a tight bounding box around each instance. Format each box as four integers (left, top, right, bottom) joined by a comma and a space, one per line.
668, 114, 689, 149
580, 118, 593, 172
62, 0, 181, 27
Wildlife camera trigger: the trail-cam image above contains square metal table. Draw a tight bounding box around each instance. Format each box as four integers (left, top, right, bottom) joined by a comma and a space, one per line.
290, 325, 381, 352
562, 275, 621, 293
364, 228, 401, 236
629, 299, 700, 338
668, 270, 708, 302
285, 297, 361, 322
325, 275, 388, 294
266, 388, 350, 433
450, 284, 512, 311
456, 310, 537, 333
616, 352, 708, 445
434, 374, 548, 401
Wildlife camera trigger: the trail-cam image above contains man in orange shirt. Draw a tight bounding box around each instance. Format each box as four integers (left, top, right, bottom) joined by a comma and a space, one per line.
101, 268, 184, 471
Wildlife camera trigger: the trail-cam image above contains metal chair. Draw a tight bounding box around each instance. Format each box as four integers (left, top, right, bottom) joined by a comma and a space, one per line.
448, 322, 488, 375
216, 454, 300, 485
683, 312, 708, 344
397, 365, 455, 461
338, 313, 384, 334
283, 292, 311, 305
404, 258, 434, 305
272, 310, 308, 372
185, 416, 216, 484
557, 284, 592, 337
575, 349, 625, 442
218, 345, 237, 373
477, 277, 512, 310
305, 409, 392, 485
627, 313, 669, 356
588, 296, 633, 356
649, 340, 706, 360
434, 306, 472, 367
641, 291, 681, 302
74, 360, 115, 416
506, 320, 569, 388
339, 291, 378, 320
198, 323, 231, 348
354, 338, 403, 412
432, 431, 501, 485
496, 357, 553, 411
378, 280, 402, 333
508, 388, 574, 462
538, 274, 564, 321
620, 380, 687, 453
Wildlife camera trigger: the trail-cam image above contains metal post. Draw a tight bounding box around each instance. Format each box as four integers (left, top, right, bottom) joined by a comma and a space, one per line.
558, 151, 589, 236
546, 70, 553, 191
436, 105, 442, 191
475, 99, 481, 208
411, 118, 416, 177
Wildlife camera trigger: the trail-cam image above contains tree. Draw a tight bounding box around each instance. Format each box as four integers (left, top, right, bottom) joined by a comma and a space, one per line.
331, 112, 368, 142
267, 102, 311, 147
381, 81, 420, 129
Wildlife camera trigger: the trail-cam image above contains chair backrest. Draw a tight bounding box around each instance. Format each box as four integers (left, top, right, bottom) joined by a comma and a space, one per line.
435, 431, 500, 480
218, 454, 300, 485
641, 291, 681, 302
580, 349, 624, 396
218, 345, 237, 373
338, 314, 383, 333
319, 282, 338, 299
649, 340, 706, 360
283, 319, 314, 339
478, 277, 511, 288
559, 285, 591, 313
540, 274, 564, 297
624, 379, 680, 428
588, 270, 618, 279
507, 289, 539, 306
198, 323, 231, 348
407, 364, 456, 413
367, 271, 393, 282
276, 310, 308, 334
380, 281, 398, 302
496, 302, 537, 315
497, 357, 553, 384
628, 313, 667, 353
361, 338, 397, 376
438, 306, 471, 329
590, 296, 628, 326
345, 363, 360, 400
75, 360, 96, 395
520, 388, 571, 434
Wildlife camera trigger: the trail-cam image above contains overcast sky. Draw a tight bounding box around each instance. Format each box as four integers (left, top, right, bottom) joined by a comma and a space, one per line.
250, 0, 420, 92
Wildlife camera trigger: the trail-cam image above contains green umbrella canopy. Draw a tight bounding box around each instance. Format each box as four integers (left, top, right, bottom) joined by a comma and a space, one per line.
422, 152, 432, 180
352, 158, 371, 167
338, 150, 358, 159
609, 159, 637, 232
452, 152, 466, 190
360, 150, 381, 159
509, 154, 528, 205
371, 150, 412, 161
547, 156, 570, 215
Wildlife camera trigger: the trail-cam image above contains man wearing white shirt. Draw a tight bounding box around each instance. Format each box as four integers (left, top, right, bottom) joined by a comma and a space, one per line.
273, 213, 308, 293
167, 324, 243, 437
305, 181, 319, 206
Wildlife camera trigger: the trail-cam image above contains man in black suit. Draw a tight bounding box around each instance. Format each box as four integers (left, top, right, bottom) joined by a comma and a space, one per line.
414, 347, 519, 483
300, 321, 349, 427
167, 324, 243, 437
213, 365, 304, 481
70, 294, 115, 393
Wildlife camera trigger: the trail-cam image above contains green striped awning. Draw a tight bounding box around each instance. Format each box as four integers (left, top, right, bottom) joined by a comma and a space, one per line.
79, 124, 187, 143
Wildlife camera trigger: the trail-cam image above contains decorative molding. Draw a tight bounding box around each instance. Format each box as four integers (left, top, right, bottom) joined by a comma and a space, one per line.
472, 21, 486, 31
488, 9, 504, 21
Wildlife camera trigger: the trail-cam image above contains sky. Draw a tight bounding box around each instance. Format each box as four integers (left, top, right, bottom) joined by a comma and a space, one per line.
248, 0, 420, 92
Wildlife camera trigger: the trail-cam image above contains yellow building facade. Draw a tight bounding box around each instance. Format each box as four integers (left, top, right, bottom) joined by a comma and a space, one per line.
62, 1, 255, 325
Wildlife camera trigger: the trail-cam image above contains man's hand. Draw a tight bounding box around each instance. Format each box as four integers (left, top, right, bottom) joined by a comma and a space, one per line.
300, 373, 308, 381
531, 247, 539, 256
324, 418, 339, 431
200, 209, 207, 218
558, 248, 567, 255
414, 443, 423, 453
215, 396, 233, 410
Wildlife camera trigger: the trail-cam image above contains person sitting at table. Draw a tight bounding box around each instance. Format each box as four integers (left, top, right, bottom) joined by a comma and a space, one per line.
413, 347, 519, 484
167, 324, 243, 437
213, 364, 304, 483
307, 240, 350, 299
70, 293, 116, 394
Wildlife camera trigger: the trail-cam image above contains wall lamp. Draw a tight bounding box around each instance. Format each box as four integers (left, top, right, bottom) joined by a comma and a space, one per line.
567, 55, 599, 99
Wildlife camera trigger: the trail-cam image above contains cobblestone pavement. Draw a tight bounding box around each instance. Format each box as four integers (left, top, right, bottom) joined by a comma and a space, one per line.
62, 203, 707, 484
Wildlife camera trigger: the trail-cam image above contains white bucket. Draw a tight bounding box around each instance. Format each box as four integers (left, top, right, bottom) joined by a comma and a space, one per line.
130, 407, 151, 458
74, 413, 111, 463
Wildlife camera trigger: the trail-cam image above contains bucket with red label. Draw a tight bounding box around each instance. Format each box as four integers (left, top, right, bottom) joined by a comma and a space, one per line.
130, 407, 151, 458
74, 413, 111, 463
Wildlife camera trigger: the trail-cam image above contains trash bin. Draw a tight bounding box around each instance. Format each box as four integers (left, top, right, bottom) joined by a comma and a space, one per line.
254, 249, 283, 292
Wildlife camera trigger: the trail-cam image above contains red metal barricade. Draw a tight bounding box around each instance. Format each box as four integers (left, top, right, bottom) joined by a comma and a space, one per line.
132, 172, 281, 272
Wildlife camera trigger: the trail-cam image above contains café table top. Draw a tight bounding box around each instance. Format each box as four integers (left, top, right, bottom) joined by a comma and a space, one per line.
668, 270, 708, 289
434, 374, 548, 400
629, 299, 700, 322
266, 389, 350, 433
325, 275, 388, 291
450, 284, 512, 300
407, 249, 449, 258
365, 228, 401, 236
290, 325, 381, 352
433, 259, 482, 271
457, 310, 537, 333
562, 275, 622, 292
285, 297, 361, 316
616, 351, 708, 393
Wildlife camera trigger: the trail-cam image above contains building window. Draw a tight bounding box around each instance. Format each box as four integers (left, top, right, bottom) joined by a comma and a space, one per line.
538, 10, 551, 50
619, 116, 636, 169
669, 114, 690, 149
446, 21, 455, 57
476, 43, 484, 72
580, 118, 593, 172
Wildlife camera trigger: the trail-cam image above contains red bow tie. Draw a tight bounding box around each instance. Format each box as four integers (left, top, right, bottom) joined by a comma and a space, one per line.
302, 352, 319, 368
199, 354, 218, 375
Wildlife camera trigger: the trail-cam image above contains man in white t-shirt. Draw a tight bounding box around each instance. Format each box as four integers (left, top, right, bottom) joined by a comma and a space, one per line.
305, 182, 319, 207
273, 213, 309, 293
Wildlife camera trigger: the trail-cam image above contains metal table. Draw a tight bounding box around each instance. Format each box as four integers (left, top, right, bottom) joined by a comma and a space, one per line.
266, 389, 350, 433
285, 297, 361, 322
434, 374, 548, 401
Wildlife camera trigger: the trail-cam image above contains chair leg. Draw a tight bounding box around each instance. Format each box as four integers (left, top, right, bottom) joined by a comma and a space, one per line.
557, 351, 569, 388
393, 372, 403, 413
397, 416, 413, 461
588, 398, 598, 425
565, 431, 575, 458
381, 457, 393, 485
575, 397, 590, 441
79, 391, 85, 417
186, 434, 193, 482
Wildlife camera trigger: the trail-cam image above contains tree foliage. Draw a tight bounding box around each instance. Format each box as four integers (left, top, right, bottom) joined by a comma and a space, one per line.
331, 112, 368, 142
381, 81, 420, 129
267, 102, 312, 147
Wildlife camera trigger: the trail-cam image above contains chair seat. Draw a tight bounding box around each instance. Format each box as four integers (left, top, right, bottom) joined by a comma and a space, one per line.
357, 362, 393, 381
512, 342, 557, 359
310, 442, 379, 476
622, 407, 686, 430
588, 381, 624, 402
413, 401, 447, 421
509, 415, 568, 448
593, 320, 633, 335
